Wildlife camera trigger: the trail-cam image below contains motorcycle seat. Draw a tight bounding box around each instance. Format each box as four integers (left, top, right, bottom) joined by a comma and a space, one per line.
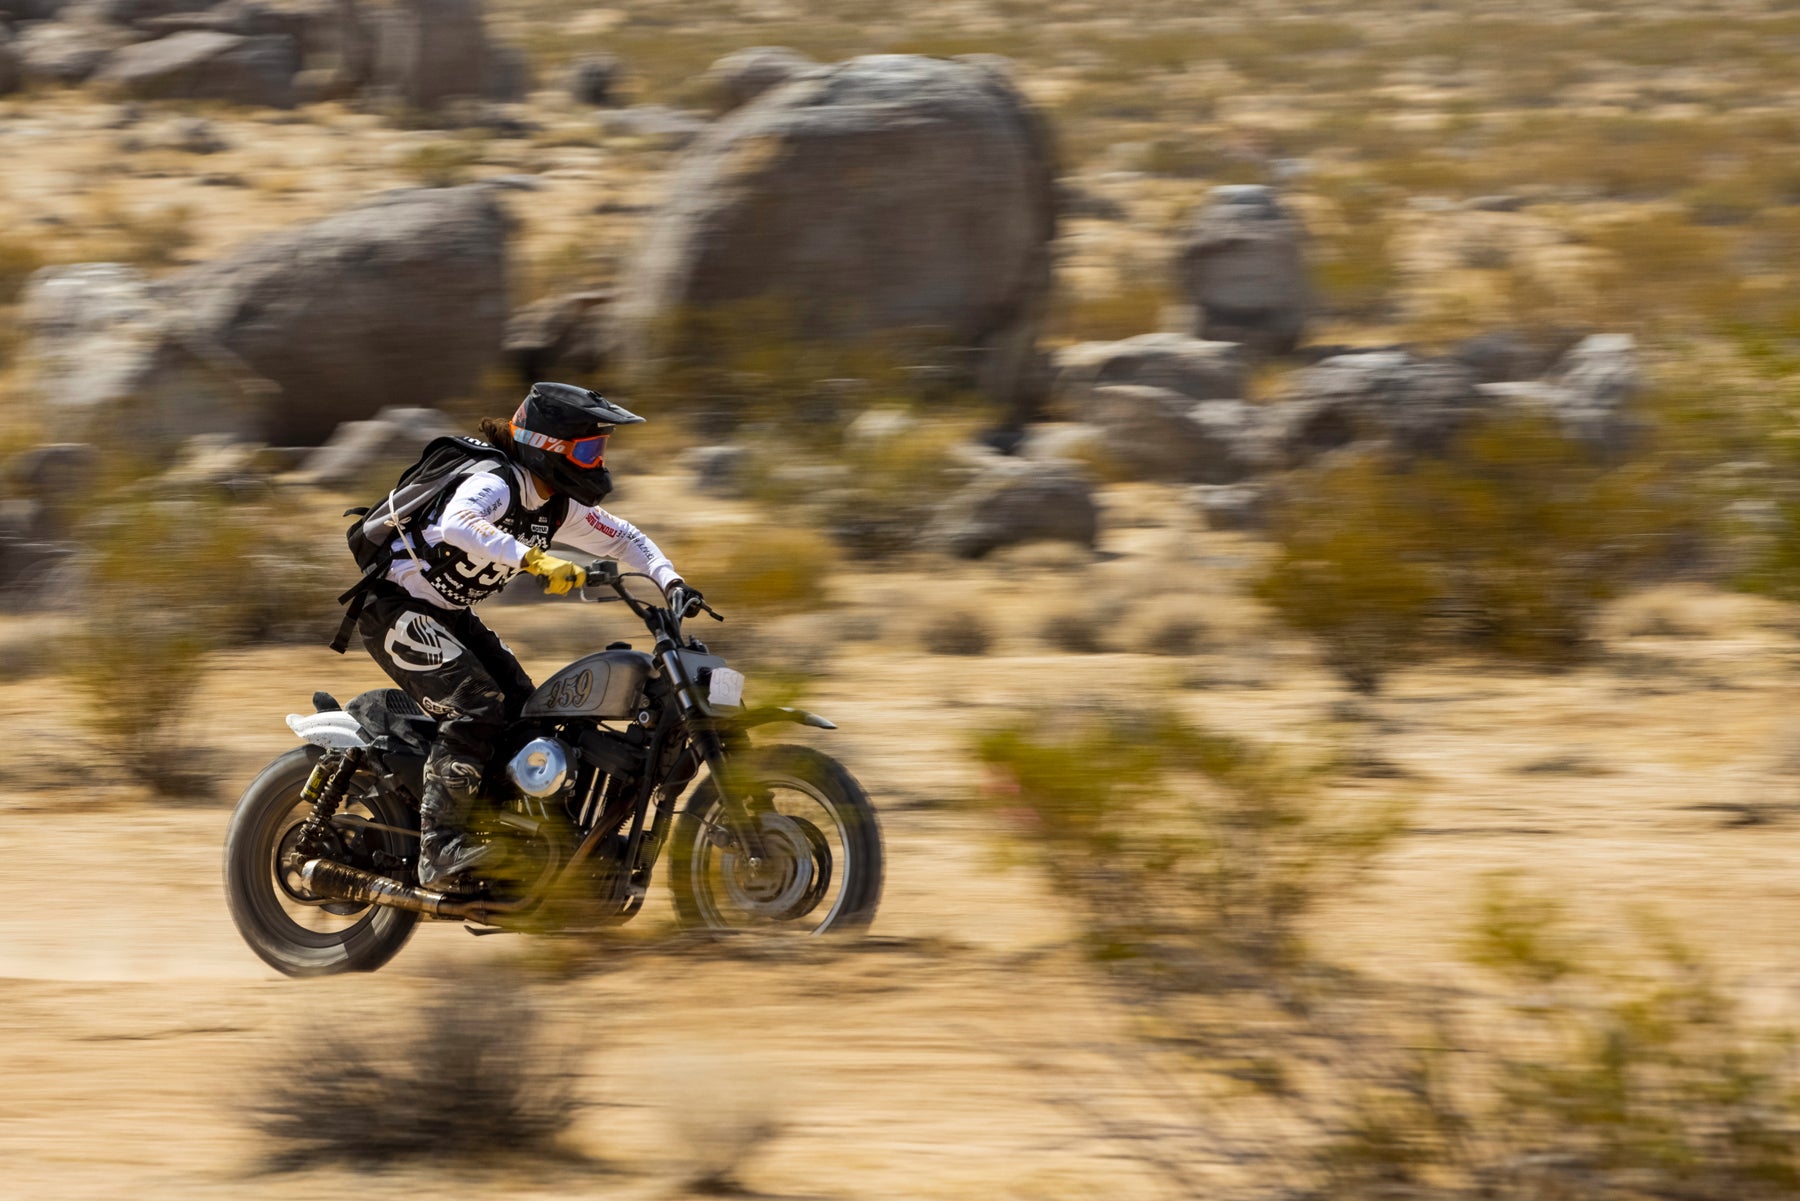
346, 688, 437, 756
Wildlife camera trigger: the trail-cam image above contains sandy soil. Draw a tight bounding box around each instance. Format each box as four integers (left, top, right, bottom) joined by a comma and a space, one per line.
4, 467, 1800, 1199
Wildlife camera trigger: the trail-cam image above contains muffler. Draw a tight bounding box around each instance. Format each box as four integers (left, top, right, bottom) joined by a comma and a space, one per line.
300, 858, 457, 918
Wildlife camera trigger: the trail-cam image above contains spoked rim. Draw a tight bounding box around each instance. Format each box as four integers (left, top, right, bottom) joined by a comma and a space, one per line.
686, 772, 853, 934
259, 792, 385, 945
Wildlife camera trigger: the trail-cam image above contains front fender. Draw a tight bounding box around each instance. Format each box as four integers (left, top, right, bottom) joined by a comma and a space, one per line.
716, 706, 837, 732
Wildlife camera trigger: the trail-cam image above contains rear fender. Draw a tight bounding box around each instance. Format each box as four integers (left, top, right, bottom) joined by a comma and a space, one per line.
286, 711, 371, 751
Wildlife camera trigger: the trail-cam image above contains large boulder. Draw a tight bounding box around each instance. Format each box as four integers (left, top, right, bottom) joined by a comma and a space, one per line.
165, 186, 510, 444
933, 459, 1099, 559
1177, 185, 1309, 355
93, 30, 300, 107
0, 28, 17, 96
13, 19, 134, 84
368, 0, 489, 109
1055, 333, 1245, 404
503, 289, 611, 384
618, 54, 1058, 411
699, 45, 815, 114
1089, 385, 1268, 483
21, 263, 273, 446
1478, 333, 1642, 457
1268, 350, 1487, 465
293, 405, 461, 488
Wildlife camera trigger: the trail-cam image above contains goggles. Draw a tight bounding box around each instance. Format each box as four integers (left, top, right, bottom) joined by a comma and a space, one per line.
511, 422, 610, 467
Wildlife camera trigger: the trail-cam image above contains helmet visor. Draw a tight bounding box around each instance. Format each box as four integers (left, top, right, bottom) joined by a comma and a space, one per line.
568, 433, 608, 467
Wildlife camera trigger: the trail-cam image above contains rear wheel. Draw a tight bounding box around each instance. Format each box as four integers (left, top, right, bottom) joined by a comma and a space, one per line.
224, 748, 419, 977
670, 744, 883, 935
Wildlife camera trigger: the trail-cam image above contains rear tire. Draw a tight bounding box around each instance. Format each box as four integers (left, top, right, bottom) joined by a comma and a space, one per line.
670, 744, 883, 935
224, 748, 419, 977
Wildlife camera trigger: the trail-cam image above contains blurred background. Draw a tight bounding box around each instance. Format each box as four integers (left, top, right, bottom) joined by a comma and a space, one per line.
7, 0, 1800, 1196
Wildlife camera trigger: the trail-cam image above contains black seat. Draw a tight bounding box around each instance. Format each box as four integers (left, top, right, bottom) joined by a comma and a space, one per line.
346, 689, 437, 755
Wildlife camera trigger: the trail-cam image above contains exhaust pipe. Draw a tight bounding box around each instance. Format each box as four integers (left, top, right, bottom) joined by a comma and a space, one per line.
301, 858, 457, 918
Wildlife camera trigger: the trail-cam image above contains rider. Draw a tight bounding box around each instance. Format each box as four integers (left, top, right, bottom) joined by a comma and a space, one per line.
353, 382, 700, 888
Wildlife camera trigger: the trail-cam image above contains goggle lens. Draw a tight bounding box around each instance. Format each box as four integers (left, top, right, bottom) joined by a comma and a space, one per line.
569, 434, 608, 467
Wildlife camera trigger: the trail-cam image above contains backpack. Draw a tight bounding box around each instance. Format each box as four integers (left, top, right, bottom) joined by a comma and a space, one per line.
330, 436, 512, 652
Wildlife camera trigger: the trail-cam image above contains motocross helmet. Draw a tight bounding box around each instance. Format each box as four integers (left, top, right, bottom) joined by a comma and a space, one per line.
508, 382, 644, 507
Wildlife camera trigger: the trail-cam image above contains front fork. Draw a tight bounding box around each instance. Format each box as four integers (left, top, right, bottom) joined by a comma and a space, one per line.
657, 635, 771, 863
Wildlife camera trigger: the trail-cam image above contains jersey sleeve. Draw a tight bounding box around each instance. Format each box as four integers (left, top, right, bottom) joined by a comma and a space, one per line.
553, 504, 682, 592
435, 472, 534, 568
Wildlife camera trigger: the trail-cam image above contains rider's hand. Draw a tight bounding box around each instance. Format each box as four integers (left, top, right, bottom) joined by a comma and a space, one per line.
521, 547, 586, 595
666, 581, 705, 618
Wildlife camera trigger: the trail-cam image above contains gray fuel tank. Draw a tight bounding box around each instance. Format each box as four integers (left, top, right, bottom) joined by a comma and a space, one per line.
522, 649, 654, 720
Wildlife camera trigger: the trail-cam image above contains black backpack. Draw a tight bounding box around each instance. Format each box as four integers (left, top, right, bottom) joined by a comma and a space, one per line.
330, 436, 512, 652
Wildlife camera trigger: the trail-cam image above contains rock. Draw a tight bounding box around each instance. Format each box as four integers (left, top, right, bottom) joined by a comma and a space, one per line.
565, 51, 620, 106
1056, 180, 1127, 220
61, 0, 218, 28
1188, 482, 1267, 531
485, 42, 529, 102
682, 444, 750, 497
1452, 330, 1555, 384
161, 432, 274, 490
502, 289, 611, 384
21, 263, 272, 447
13, 20, 133, 84
1473, 334, 1643, 458
1177, 184, 1309, 355
1089, 385, 1267, 484
0, 29, 16, 96
165, 186, 510, 444
1055, 332, 1246, 404
699, 44, 815, 114
933, 460, 1099, 559
293, 405, 461, 487
157, 115, 228, 153
1269, 350, 1487, 464
843, 406, 917, 447
369, 0, 489, 110
94, 30, 300, 107
598, 103, 707, 148
620, 55, 1057, 413
1550, 333, 1639, 408
1015, 420, 1098, 464
4, 442, 97, 540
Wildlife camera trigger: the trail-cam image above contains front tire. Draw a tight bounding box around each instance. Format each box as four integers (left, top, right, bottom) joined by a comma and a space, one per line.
224, 747, 419, 977
670, 744, 883, 935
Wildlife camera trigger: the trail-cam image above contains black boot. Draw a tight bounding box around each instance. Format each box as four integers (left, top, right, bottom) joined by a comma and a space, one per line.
418, 750, 493, 889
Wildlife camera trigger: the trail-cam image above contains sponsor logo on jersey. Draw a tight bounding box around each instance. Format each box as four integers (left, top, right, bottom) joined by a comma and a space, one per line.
585, 511, 619, 538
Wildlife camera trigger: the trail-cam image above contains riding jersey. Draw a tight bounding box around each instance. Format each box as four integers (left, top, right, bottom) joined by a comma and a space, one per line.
386, 464, 681, 609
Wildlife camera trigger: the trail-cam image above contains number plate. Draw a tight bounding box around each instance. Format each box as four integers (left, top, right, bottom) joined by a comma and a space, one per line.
707, 668, 745, 708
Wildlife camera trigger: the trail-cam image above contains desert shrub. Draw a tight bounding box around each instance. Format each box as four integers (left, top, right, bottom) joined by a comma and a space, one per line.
1257, 415, 1683, 691
921, 611, 991, 656
977, 711, 1405, 981
1046, 279, 1175, 345
1312, 186, 1401, 322
253, 965, 577, 1169
396, 138, 486, 187
1321, 878, 1800, 1200
83, 197, 196, 269
666, 524, 838, 615
1038, 609, 1107, 654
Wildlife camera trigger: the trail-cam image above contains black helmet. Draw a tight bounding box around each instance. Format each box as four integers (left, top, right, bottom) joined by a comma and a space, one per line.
508, 382, 644, 507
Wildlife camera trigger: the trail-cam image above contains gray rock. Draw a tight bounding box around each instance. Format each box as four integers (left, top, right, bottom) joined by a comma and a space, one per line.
61, 0, 217, 27
1188, 482, 1268, 532
13, 20, 133, 84
1474, 334, 1642, 457
933, 459, 1099, 559
1055, 332, 1245, 404
4, 442, 96, 540
699, 45, 815, 114
565, 50, 620, 106
1089, 385, 1266, 484
294, 405, 460, 487
1453, 330, 1555, 384
158, 115, 228, 153
165, 186, 510, 444
369, 0, 488, 110
1177, 184, 1309, 355
20, 263, 272, 447
503, 289, 611, 383
485, 42, 529, 102
598, 103, 707, 148
94, 30, 300, 107
1550, 333, 1638, 408
1015, 420, 1099, 464
682, 444, 751, 497
620, 54, 1057, 413
843, 406, 917, 447
1269, 350, 1487, 464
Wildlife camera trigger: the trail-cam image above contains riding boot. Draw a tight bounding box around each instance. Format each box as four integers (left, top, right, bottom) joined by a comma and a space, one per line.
418, 748, 493, 889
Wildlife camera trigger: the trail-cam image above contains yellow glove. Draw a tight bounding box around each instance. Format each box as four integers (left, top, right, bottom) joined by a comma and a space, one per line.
521, 547, 586, 595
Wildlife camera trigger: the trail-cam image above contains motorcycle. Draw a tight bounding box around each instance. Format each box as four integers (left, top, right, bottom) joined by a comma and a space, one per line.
224, 561, 884, 977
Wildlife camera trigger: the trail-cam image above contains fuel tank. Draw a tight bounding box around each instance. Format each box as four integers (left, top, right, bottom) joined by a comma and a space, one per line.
521, 649, 654, 720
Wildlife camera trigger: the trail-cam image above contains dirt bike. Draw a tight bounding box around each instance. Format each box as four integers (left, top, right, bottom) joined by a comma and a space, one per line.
224, 561, 883, 977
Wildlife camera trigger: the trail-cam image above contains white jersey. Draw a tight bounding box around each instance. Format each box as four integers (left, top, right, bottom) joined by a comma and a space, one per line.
385, 465, 681, 609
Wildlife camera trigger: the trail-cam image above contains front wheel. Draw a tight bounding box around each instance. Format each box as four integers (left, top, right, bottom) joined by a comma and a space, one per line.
223, 747, 419, 977
669, 744, 883, 935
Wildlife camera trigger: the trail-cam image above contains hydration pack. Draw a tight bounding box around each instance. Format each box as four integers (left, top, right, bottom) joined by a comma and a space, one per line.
330, 436, 512, 653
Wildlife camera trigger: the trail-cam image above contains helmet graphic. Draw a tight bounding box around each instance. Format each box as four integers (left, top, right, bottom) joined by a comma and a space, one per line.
508, 382, 644, 507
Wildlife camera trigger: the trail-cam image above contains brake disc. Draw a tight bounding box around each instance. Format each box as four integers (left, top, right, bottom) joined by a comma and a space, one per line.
720, 813, 817, 919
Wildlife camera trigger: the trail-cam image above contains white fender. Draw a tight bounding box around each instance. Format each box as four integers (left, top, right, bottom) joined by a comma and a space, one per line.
286, 711, 371, 751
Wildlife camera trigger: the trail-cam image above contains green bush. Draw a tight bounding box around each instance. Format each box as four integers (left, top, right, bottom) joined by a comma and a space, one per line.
977, 711, 1405, 980
1257, 415, 1683, 691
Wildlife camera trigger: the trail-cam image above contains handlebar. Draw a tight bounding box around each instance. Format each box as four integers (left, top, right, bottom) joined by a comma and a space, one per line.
578, 560, 723, 635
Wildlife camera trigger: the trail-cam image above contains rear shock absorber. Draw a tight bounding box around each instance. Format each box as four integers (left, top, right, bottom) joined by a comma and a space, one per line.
300, 748, 366, 828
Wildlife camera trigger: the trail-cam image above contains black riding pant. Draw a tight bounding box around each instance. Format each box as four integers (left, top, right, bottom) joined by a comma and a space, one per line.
356, 583, 534, 830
